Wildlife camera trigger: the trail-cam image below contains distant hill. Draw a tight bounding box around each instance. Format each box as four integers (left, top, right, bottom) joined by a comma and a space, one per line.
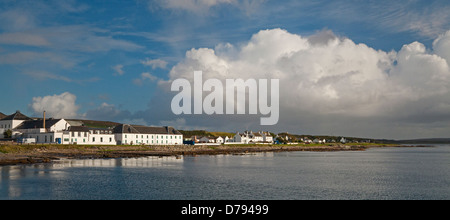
277, 132, 381, 143
179, 130, 235, 138
69, 119, 120, 129
0, 112, 5, 120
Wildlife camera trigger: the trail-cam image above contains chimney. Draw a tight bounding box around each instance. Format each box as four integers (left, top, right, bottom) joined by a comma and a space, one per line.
43, 111, 46, 130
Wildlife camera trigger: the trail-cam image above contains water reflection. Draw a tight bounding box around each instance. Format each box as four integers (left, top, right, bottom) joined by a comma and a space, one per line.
53, 156, 184, 168
1, 148, 449, 200
0, 156, 185, 199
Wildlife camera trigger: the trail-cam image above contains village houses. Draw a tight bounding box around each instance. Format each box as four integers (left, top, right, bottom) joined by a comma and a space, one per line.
0, 111, 183, 145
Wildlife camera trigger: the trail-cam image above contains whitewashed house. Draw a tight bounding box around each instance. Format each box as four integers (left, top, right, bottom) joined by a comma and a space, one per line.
233, 131, 274, 144
198, 136, 214, 143
113, 124, 183, 145
215, 136, 224, 144
234, 131, 252, 144
261, 131, 273, 143
0, 111, 32, 138
223, 136, 231, 143
253, 132, 264, 143
61, 126, 115, 145
15, 118, 69, 144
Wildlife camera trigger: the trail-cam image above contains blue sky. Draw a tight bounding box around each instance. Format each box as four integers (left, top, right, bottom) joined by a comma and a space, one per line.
2, 0, 450, 139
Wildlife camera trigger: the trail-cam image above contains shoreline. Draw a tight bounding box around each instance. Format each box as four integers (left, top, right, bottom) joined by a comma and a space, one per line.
0, 144, 431, 166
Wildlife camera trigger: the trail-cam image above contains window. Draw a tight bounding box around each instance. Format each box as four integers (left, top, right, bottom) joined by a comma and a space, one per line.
110, 138, 112, 142
93, 137, 96, 142
100, 137, 103, 142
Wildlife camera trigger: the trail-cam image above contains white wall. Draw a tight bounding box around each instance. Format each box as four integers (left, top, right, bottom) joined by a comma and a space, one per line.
116, 133, 183, 145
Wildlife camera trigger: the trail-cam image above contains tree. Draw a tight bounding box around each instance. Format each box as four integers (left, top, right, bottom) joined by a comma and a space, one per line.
3, 129, 12, 139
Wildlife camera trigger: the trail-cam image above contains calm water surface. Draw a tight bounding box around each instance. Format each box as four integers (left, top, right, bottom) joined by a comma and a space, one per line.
1, 145, 449, 200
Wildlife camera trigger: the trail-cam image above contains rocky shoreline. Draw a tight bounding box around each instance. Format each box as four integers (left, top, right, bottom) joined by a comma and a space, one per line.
0, 144, 429, 166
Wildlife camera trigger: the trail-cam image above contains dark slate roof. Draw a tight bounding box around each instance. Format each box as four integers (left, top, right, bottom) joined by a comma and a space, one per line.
68, 126, 113, 133
113, 124, 139, 134
15, 119, 63, 129
113, 124, 182, 135
67, 126, 91, 132
1, 111, 32, 121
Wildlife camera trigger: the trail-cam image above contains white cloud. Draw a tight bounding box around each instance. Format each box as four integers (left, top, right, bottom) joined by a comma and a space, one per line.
30, 92, 80, 119
112, 64, 125, 76
141, 72, 158, 81
141, 58, 168, 69
133, 72, 159, 86
0, 32, 50, 47
153, 0, 265, 16
0, 25, 143, 52
167, 28, 393, 116
433, 30, 450, 65
159, 28, 450, 138
158, 0, 236, 12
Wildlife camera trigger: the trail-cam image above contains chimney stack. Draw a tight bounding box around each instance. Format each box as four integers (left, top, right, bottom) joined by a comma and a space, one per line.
43, 111, 46, 130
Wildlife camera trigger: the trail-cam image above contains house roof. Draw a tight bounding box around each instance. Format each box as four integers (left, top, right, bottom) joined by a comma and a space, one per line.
0, 112, 5, 120
15, 119, 63, 129
67, 126, 91, 132
113, 124, 182, 135
1, 111, 32, 121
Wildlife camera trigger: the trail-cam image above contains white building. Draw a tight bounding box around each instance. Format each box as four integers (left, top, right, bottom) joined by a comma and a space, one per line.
61, 126, 115, 145
260, 131, 273, 143
233, 131, 274, 144
15, 118, 70, 144
113, 124, 183, 145
5, 112, 184, 146
0, 111, 32, 138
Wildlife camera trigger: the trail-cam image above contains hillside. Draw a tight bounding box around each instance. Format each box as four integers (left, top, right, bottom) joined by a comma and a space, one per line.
63, 119, 120, 129
179, 130, 235, 138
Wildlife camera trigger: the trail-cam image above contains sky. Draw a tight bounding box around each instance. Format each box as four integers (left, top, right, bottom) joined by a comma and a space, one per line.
1, 0, 450, 139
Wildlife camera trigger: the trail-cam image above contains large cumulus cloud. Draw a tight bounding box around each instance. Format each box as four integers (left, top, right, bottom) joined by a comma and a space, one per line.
154, 28, 450, 139
29, 92, 80, 119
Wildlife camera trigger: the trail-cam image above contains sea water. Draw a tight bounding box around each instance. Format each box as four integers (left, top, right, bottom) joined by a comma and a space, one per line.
1, 145, 449, 200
